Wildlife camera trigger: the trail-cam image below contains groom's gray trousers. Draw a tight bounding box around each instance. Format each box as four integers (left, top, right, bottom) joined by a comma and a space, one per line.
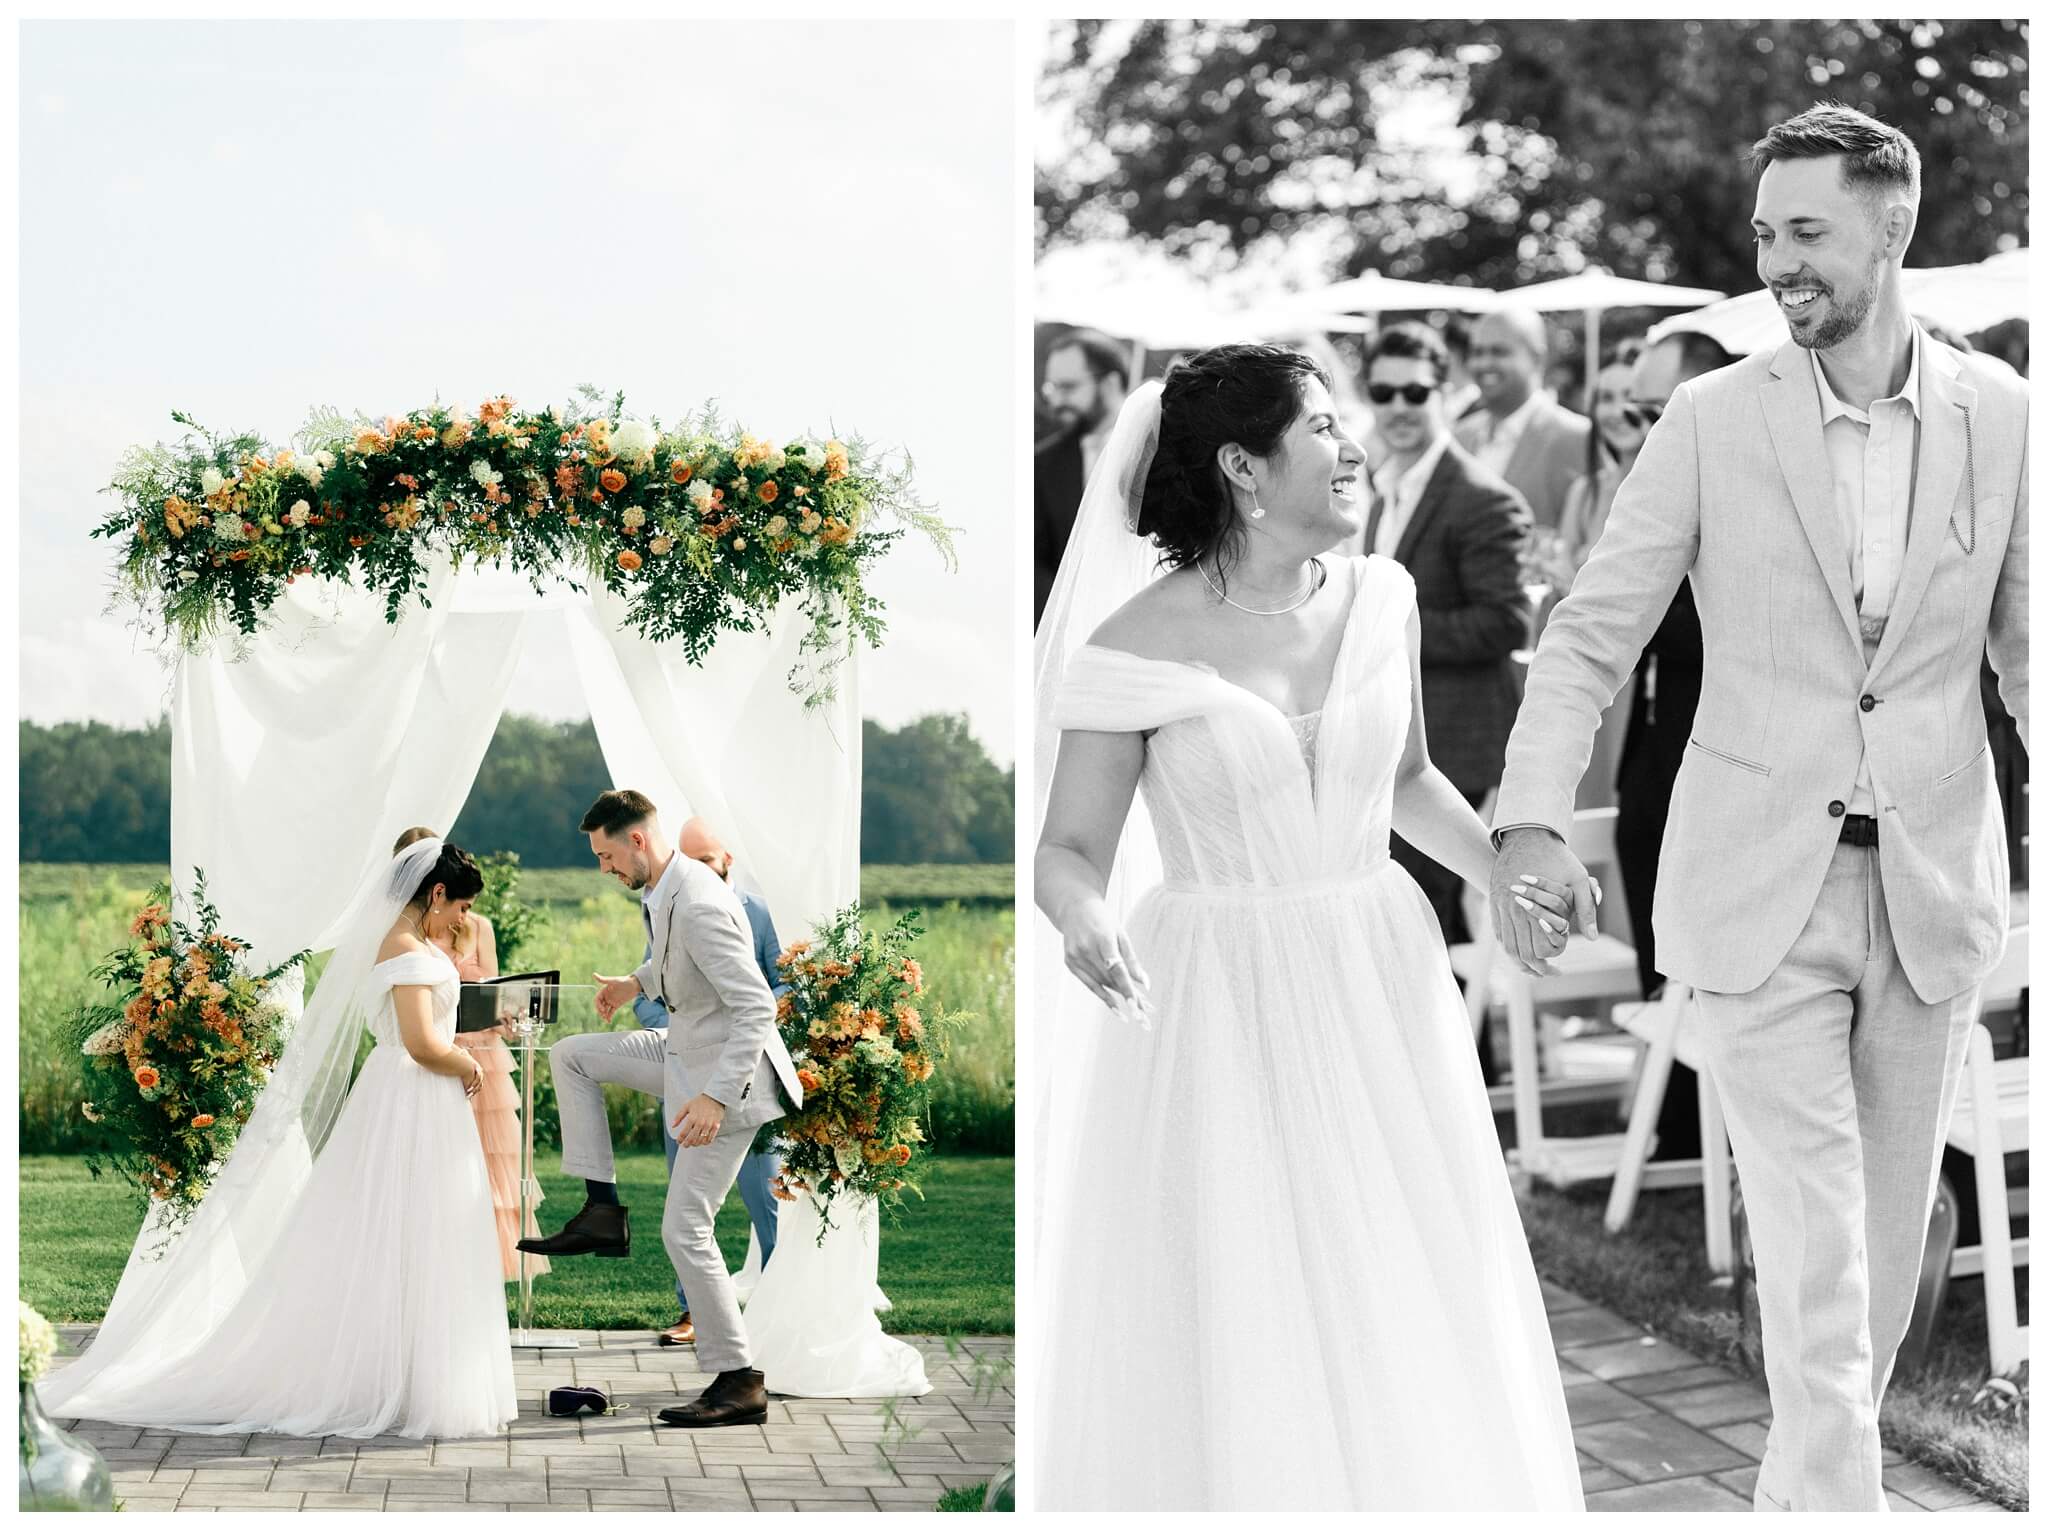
550, 1028, 758, 1374
1693, 841, 1980, 1512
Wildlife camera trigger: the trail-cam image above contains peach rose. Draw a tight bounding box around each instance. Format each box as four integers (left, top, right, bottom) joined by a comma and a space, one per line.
616, 549, 643, 572
757, 479, 780, 504
190, 1114, 216, 1129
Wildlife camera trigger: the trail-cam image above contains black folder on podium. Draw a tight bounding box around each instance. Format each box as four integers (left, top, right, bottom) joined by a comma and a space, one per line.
456, 970, 562, 1033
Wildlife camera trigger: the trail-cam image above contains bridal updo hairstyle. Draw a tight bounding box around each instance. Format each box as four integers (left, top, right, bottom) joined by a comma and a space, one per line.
402, 840, 484, 908
1138, 343, 1332, 580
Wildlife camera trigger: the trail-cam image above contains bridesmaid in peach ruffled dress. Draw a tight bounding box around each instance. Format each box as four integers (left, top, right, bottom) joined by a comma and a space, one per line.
393, 828, 549, 1282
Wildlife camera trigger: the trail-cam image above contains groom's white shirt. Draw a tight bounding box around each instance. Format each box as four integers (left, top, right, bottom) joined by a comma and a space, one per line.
1493, 328, 2027, 1003
1813, 335, 1922, 813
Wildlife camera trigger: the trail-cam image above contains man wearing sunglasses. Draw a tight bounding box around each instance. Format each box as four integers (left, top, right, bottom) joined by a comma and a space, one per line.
1490, 105, 2028, 1511
1363, 321, 1534, 1008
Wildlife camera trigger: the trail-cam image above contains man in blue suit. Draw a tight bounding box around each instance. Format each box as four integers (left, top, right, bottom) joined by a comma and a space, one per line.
635, 817, 788, 1347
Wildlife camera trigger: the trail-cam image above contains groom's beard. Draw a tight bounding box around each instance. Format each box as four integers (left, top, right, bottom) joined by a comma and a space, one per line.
1785, 248, 1883, 351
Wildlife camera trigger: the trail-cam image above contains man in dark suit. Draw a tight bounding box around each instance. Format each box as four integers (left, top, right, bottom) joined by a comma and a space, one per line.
1364, 321, 1534, 957
1608, 328, 1733, 1160
1034, 329, 1131, 626
1454, 307, 1591, 532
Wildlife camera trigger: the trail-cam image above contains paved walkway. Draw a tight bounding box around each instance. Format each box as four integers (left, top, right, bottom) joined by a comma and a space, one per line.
48, 1329, 1012, 1513
1542, 1282, 2008, 1512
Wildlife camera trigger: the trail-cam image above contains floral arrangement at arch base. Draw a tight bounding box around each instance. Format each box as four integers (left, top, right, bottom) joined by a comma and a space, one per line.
766, 905, 967, 1232
98, 390, 955, 708
68, 876, 308, 1231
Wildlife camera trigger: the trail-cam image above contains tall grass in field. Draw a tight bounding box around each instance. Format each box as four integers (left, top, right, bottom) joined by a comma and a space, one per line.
19, 867, 1014, 1158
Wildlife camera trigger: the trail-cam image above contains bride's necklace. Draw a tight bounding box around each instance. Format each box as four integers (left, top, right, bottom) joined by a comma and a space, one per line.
1198, 555, 1326, 616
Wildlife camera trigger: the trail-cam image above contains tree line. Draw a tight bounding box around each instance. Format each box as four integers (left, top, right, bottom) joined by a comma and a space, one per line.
1041, 19, 2026, 297
19, 713, 1014, 867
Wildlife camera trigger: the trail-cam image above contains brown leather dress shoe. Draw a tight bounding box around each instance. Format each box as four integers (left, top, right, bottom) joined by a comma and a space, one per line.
656, 1316, 695, 1347
657, 1369, 768, 1428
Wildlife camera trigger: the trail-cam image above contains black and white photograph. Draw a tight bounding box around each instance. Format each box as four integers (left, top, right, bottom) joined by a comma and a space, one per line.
17, 17, 1017, 1515
1031, 19, 2027, 1513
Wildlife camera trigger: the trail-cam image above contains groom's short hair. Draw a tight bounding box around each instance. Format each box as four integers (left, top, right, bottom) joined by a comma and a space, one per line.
1750, 103, 1920, 209
580, 789, 658, 838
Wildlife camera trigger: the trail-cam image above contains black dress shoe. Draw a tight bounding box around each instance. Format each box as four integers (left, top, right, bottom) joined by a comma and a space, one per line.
657, 1369, 768, 1428
516, 1199, 629, 1259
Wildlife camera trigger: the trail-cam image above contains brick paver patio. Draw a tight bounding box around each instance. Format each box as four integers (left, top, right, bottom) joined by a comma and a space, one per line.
45, 1299, 2013, 1513
1541, 1282, 2010, 1512
47, 1328, 1012, 1513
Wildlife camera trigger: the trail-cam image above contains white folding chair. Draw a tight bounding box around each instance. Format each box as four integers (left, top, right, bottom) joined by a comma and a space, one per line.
1451, 807, 1643, 1187
1601, 983, 1738, 1274
1945, 925, 2030, 1374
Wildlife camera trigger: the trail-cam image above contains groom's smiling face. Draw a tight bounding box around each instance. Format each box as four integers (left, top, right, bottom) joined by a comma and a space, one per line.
1752, 155, 1899, 351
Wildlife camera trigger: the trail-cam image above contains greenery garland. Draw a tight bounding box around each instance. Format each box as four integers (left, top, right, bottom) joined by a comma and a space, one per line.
97, 390, 954, 707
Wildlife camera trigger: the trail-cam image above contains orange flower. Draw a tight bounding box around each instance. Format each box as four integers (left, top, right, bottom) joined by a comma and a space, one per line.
756, 479, 779, 504
797, 1067, 821, 1092
670, 460, 693, 485
554, 464, 584, 497
890, 1144, 912, 1166
190, 1114, 216, 1129
599, 467, 628, 495
616, 549, 643, 572
133, 1065, 161, 1090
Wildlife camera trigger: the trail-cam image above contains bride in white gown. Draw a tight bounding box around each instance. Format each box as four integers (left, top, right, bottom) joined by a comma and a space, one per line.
40, 837, 517, 1441
1033, 346, 1584, 1510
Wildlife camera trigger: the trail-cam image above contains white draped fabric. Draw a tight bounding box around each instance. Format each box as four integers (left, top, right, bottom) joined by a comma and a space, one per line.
568, 588, 861, 934
740, 1194, 932, 1398
96, 557, 910, 1401
170, 562, 528, 962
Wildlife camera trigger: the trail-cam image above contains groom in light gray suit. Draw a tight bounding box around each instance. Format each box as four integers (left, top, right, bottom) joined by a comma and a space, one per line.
1489, 105, 2027, 1511
519, 789, 803, 1429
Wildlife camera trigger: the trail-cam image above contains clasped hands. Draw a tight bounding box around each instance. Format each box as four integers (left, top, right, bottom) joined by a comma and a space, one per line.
1488, 827, 1602, 977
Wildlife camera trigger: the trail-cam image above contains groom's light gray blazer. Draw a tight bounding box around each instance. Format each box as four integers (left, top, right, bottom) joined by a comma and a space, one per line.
636, 855, 804, 1136
1494, 331, 2028, 1003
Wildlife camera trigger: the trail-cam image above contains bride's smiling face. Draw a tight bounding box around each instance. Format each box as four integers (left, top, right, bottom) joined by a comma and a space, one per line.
1233, 377, 1366, 549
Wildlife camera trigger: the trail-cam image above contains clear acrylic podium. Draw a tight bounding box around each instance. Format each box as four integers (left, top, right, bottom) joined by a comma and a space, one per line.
459, 979, 600, 1352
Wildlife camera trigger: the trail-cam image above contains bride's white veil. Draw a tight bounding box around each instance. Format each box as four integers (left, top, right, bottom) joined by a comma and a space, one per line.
1029, 381, 1173, 1245
40, 836, 449, 1412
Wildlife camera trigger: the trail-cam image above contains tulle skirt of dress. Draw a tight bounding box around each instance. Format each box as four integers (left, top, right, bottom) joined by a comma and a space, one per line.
452, 1031, 550, 1282
1037, 861, 1582, 1511
52, 1046, 517, 1441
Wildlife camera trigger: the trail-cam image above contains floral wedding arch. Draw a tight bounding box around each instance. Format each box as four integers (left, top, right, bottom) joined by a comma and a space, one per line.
88, 390, 951, 1396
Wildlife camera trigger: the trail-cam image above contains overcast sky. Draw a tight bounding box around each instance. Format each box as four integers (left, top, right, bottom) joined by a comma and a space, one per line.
19, 19, 1017, 762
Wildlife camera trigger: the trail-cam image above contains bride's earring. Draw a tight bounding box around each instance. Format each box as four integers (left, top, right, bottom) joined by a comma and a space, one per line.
1245, 471, 1267, 520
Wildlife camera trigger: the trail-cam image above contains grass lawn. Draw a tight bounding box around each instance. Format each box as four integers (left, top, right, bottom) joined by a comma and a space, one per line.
1515, 1104, 2028, 1512
20, 1152, 1013, 1337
